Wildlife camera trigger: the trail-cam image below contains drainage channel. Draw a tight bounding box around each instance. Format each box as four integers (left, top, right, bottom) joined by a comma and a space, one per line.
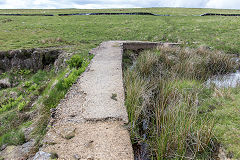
1, 12, 240, 17
58, 12, 171, 16
201, 13, 240, 16
206, 70, 240, 88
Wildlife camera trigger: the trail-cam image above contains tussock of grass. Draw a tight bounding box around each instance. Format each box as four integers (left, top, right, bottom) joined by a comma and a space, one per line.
124, 46, 237, 159
136, 46, 237, 80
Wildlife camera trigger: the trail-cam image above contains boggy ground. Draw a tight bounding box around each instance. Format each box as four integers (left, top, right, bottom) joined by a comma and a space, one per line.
123, 46, 240, 159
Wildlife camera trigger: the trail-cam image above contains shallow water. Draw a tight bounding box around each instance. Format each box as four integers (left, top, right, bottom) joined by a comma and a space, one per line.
206, 70, 240, 88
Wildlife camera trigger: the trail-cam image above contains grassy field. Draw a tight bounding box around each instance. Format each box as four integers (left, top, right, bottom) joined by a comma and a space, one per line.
0, 8, 240, 53
0, 8, 240, 159
1, 8, 240, 15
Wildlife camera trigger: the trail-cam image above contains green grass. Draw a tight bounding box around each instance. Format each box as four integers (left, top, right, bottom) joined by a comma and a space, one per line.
123, 46, 239, 159
0, 69, 52, 145
204, 87, 240, 159
0, 8, 240, 15
0, 130, 25, 147
0, 8, 240, 54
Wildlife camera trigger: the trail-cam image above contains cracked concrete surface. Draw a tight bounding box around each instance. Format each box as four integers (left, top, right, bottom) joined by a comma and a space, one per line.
38, 41, 133, 160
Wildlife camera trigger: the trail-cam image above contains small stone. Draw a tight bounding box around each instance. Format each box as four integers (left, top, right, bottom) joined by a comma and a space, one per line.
0, 144, 7, 151
87, 156, 94, 160
33, 151, 51, 160
0, 78, 11, 89
111, 93, 117, 101
50, 108, 57, 118
73, 154, 81, 160
50, 152, 58, 159
21, 139, 36, 154
85, 140, 94, 148
64, 70, 72, 78
0, 142, 36, 160
60, 127, 76, 140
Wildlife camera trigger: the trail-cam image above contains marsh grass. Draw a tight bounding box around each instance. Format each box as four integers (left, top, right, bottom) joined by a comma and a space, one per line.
124, 46, 237, 159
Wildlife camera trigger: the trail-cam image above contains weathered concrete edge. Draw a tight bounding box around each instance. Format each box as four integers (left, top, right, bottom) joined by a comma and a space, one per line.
120, 41, 180, 51
89, 41, 180, 55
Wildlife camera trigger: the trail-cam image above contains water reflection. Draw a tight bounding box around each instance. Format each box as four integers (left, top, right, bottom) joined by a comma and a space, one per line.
206, 70, 240, 88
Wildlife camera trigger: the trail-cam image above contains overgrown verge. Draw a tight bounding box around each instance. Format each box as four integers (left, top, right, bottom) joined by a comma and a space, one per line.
32, 54, 92, 143
0, 69, 54, 147
0, 50, 92, 158
123, 46, 239, 159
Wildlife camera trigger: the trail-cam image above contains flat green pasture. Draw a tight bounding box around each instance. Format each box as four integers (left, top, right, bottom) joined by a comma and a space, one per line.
0, 8, 240, 54
1, 8, 240, 15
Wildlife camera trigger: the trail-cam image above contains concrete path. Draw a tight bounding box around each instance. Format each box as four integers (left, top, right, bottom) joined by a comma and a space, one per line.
38, 41, 134, 160
35, 41, 179, 160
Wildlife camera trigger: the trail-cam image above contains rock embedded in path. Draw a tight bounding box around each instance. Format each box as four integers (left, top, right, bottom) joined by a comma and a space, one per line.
60, 127, 76, 140
0, 139, 36, 160
33, 151, 51, 160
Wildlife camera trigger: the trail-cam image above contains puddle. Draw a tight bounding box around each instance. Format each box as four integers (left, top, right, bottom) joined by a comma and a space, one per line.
133, 118, 150, 160
206, 70, 240, 88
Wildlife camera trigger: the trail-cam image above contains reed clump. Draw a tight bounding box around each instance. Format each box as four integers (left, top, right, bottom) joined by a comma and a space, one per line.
124, 46, 237, 159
